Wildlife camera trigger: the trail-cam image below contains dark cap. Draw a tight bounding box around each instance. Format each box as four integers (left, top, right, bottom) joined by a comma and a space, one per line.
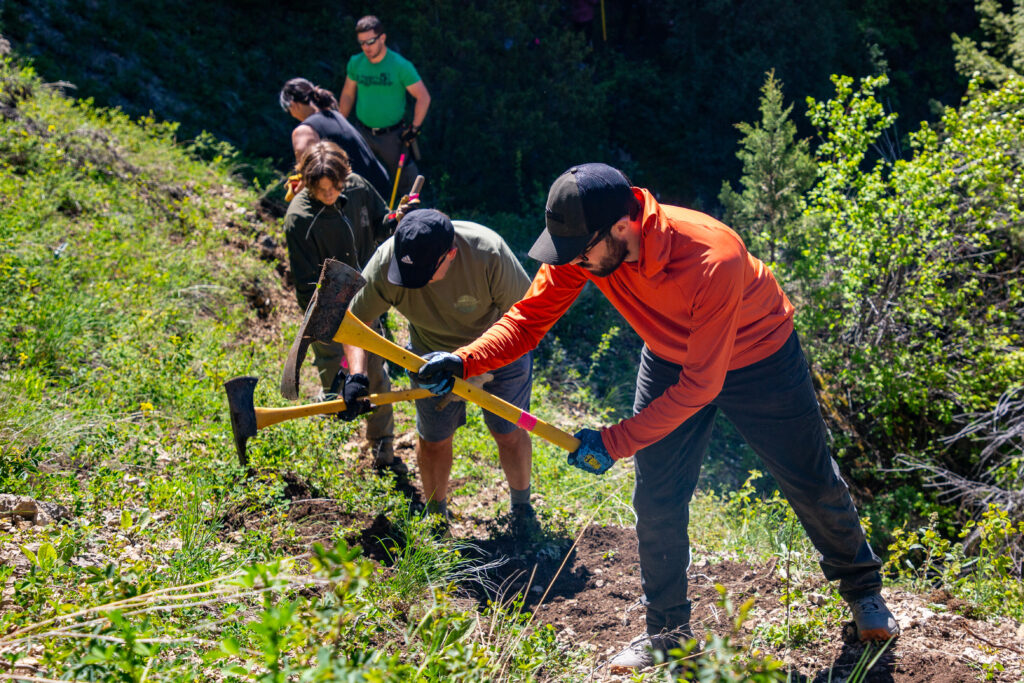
528, 163, 633, 265
387, 209, 455, 288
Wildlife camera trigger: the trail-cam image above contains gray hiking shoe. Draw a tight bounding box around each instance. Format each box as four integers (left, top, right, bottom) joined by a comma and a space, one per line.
608, 629, 692, 673
848, 593, 900, 641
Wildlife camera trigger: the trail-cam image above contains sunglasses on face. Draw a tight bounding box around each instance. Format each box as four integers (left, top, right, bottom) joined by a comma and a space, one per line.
359, 35, 381, 46
578, 229, 609, 262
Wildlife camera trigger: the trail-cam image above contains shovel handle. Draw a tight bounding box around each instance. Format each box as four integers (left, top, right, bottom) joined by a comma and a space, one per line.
335, 311, 581, 452
255, 388, 432, 430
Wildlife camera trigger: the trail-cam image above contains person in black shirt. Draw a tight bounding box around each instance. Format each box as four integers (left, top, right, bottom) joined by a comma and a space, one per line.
279, 77, 390, 200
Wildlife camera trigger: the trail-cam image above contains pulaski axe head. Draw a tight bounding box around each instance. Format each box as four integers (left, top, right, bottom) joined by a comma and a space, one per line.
225, 375, 259, 467
280, 258, 366, 400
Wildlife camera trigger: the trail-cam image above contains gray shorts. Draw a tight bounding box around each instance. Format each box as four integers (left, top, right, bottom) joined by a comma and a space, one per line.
412, 351, 533, 443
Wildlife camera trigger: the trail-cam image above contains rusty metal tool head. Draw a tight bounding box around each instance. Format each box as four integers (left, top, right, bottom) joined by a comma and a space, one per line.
225, 375, 259, 467
280, 259, 366, 400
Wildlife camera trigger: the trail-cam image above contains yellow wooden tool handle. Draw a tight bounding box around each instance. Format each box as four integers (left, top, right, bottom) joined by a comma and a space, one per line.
334, 311, 581, 452
254, 388, 432, 430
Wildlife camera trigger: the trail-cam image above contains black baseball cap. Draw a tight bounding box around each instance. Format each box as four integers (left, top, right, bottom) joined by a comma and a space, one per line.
528, 163, 633, 265
387, 209, 455, 288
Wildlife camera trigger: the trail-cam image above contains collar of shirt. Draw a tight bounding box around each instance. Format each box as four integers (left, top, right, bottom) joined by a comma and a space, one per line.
634, 187, 672, 284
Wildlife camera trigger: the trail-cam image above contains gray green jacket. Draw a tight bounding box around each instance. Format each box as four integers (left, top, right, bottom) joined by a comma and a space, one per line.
283, 173, 389, 310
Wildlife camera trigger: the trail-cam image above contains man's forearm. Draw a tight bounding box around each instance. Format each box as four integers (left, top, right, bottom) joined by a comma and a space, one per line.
411, 93, 430, 128
343, 344, 369, 375
339, 92, 355, 119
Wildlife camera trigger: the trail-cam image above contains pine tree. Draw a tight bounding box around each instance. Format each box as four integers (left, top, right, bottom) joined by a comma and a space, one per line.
952, 0, 1024, 85
718, 71, 815, 268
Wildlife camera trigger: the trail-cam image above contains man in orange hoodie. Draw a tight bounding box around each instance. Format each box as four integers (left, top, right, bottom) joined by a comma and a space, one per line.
414, 163, 899, 670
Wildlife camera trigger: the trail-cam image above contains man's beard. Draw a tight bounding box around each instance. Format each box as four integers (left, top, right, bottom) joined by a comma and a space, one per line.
582, 233, 629, 277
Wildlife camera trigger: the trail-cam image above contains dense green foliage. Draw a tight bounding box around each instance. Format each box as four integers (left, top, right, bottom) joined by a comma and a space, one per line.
0, 0, 978, 210
797, 73, 1023, 488
954, 0, 1024, 85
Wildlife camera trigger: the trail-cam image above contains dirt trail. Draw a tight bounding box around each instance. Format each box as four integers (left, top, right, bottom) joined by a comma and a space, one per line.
474, 523, 1022, 681
281, 435, 1023, 682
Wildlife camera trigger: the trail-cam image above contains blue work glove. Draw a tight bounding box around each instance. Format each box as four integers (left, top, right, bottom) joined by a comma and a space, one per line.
567, 428, 615, 475
411, 351, 463, 396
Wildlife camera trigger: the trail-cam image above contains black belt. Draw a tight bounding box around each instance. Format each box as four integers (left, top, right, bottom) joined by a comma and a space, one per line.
361, 121, 404, 136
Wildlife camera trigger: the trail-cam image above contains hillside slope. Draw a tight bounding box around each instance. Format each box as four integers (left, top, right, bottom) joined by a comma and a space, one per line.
1, 52, 1023, 682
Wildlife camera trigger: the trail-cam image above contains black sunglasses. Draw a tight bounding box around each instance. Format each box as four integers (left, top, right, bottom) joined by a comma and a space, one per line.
578, 228, 610, 261
358, 35, 381, 46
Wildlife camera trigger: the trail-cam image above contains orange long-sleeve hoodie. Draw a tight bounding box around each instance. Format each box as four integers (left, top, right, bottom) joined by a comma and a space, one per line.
457, 188, 795, 460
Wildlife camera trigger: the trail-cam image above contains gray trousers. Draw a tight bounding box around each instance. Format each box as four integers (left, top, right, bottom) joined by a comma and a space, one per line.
632, 331, 882, 634
355, 123, 419, 200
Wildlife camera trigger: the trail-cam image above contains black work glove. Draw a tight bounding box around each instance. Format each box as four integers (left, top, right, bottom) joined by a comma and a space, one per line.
410, 351, 463, 396
381, 198, 422, 236
338, 373, 372, 421
400, 125, 421, 144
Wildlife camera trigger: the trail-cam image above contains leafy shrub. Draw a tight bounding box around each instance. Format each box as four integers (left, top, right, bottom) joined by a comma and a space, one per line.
795, 73, 1024, 484
886, 505, 1024, 620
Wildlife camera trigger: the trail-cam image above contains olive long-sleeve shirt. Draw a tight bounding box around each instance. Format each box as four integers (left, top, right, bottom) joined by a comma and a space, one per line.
283, 173, 388, 311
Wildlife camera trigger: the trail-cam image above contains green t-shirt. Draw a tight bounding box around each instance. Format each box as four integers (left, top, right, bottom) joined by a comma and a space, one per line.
350, 221, 532, 354
346, 49, 421, 129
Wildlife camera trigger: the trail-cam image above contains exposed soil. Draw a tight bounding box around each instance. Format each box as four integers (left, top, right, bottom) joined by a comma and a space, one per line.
467, 522, 1022, 681
274, 431, 1024, 681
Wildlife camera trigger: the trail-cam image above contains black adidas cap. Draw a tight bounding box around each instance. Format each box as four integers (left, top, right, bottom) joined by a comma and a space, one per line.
387, 209, 455, 288
528, 163, 633, 265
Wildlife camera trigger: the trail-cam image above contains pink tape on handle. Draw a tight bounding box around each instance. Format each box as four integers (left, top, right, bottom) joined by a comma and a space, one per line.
516, 411, 538, 431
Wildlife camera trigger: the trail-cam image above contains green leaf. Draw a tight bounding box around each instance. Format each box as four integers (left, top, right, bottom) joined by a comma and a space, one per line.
221, 637, 241, 656
37, 543, 57, 571
20, 546, 38, 568
120, 509, 132, 530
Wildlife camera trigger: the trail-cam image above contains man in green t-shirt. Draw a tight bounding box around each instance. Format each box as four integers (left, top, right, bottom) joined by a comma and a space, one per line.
340, 209, 537, 536
339, 15, 431, 198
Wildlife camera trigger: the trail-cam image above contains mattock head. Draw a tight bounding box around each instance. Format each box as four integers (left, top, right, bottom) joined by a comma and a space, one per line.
225, 376, 258, 467
279, 259, 366, 400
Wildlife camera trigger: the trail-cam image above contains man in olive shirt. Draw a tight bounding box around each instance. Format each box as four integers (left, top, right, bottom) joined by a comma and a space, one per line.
283, 141, 399, 472
339, 15, 430, 198
341, 209, 535, 534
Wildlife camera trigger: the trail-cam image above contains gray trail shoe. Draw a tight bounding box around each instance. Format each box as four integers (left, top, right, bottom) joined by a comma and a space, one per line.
848, 593, 900, 641
608, 629, 692, 673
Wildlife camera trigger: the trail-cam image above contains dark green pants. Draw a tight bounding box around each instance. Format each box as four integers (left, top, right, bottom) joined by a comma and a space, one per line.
632, 331, 882, 634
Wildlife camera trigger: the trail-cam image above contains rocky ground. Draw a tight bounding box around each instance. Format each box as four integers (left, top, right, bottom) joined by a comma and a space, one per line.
4, 436, 1023, 681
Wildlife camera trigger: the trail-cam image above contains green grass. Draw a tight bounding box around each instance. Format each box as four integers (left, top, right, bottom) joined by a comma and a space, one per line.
5, 53, 1019, 681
